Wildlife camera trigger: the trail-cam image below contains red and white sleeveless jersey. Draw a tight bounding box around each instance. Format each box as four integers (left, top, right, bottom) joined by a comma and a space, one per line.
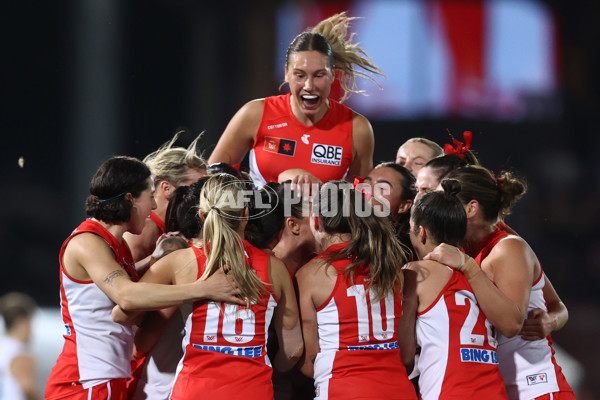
473, 228, 573, 400
170, 240, 278, 400
313, 243, 417, 400
45, 219, 138, 397
249, 93, 353, 187
416, 268, 508, 400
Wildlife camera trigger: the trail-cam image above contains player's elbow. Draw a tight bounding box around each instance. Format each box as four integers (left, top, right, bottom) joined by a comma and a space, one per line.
111, 286, 141, 312
290, 341, 304, 362
498, 316, 525, 338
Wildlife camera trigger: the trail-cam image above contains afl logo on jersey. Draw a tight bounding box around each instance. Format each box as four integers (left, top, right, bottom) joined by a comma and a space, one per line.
311, 144, 343, 166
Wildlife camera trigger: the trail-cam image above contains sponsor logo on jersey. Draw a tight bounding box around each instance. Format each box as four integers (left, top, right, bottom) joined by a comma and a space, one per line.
459, 347, 499, 364
263, 136, 296, 156
267, 122, 288, 130
64, 324, 72, 336
301, 134, 310, 144
193, 343, 263, 358
347, 341, 399, 351
526, 373, 548, 385
311, 143, 343, 166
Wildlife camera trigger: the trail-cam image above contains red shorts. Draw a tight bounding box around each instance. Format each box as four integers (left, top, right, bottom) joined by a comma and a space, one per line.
534, 391, 576, 400
45, 378, 128, 400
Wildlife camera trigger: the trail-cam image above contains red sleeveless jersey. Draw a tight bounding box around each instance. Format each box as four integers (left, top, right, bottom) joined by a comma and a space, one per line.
416, 268, 508, 399
249, 93, 353, 187
170, 241, 278, 400
313, 242, 417, 400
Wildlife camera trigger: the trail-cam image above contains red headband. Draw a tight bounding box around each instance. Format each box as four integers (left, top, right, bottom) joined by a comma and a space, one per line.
444, 130, 473, 159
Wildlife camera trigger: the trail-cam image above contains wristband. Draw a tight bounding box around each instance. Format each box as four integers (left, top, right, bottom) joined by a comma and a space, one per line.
456, 247, 467, 271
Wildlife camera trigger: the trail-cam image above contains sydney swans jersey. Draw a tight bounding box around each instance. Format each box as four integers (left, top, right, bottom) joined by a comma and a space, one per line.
416, 268, 508, 400
473, 229, 573, 400
45, 219, 138, 398
170, 241, 278, 400
313, 243, 416, 400
249, 93, 353, 187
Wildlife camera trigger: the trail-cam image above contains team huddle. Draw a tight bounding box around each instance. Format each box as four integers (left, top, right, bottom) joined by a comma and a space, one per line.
44, 12, 574, 400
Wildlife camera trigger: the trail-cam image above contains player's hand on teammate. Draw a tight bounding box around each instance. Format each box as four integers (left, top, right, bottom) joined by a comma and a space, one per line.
198, 268, 245, 305
278, 168, 322, 198
424, 243, 465, 269
519, 308, 554, 341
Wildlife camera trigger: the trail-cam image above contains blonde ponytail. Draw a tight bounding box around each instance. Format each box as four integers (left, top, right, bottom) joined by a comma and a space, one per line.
199, 174, 266, 306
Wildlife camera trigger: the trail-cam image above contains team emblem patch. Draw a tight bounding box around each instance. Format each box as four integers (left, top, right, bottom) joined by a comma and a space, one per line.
263, 136, 296, 156
526, 373, 548, 385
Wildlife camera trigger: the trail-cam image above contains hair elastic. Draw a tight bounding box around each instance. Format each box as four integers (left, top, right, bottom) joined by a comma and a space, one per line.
456, 247, 467, 271
98, 192, 125, 203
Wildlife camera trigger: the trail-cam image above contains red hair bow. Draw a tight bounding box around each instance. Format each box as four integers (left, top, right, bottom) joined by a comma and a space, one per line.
353, 176, 372, 201
444, 131, 472, 159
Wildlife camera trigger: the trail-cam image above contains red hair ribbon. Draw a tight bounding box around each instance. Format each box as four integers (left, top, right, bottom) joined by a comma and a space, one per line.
353, 176, 372, 201
231, 164, 241, 170
496, 178, 504, 186
444, 131, 473, 159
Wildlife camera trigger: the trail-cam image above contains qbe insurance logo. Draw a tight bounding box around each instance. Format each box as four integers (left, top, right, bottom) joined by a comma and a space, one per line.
311, 144, 343, 166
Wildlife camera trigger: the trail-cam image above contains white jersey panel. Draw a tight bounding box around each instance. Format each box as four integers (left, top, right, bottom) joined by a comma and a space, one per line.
248, 149, 267, 188
315, 298, 340, 353
62, 272, 133, 388
497, 273, 560, 399
415, 296, 450, 400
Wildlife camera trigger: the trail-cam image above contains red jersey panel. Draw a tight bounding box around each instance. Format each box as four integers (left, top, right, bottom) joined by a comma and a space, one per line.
149, 211, 165, 235
170, 241, 278, 400
416, 268, 507, 399
472, 228, 573, 400
313, 242, 416, 400
249, 93, 353, 187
